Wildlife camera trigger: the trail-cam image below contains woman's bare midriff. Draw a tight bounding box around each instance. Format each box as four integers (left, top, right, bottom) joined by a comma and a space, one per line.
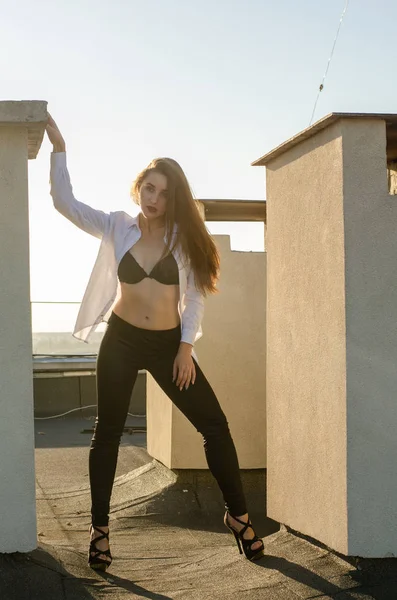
113, 279, 180, 330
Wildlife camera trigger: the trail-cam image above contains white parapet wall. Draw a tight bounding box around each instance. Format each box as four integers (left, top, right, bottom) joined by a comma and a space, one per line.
147, 234, 267, 470
0, 100, 47, 552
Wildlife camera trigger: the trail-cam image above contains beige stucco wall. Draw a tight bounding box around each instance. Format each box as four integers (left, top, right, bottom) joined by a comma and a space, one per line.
342, 119, 397, 557
265, 116, 397, 557
265, 121, 348, 553
147, 234, 266, 470
0, 126, 37, 551
146, 371, 172, 467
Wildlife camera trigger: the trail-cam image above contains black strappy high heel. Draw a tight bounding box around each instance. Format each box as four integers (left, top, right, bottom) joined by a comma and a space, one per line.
224, 511, 265, 561
88, 525, 112, 571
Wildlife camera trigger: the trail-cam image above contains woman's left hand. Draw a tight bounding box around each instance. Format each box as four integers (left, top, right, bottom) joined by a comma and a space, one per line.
173, 344, 196, 391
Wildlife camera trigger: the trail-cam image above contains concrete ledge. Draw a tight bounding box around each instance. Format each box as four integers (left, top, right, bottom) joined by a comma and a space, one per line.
0, 100, 47, 159
33, 371, 147, 418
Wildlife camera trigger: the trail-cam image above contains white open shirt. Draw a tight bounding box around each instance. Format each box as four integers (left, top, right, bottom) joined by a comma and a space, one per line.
49, 152, 204, 358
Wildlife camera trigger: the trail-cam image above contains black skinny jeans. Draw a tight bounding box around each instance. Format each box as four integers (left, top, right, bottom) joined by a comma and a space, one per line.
89, 311, 247, 526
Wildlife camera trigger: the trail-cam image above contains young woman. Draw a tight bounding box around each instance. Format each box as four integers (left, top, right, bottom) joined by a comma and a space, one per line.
46, 114, 265, 570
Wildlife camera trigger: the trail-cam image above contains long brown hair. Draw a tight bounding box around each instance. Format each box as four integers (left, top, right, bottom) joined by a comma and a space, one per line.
131, 157, 220, 296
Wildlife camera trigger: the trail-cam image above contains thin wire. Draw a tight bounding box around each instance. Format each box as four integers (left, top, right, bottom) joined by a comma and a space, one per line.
34, 405, 145, 420
309, 0, 350, 126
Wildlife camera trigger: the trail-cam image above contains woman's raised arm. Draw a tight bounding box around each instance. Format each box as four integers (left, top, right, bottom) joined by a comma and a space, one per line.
47, 114, 111, 239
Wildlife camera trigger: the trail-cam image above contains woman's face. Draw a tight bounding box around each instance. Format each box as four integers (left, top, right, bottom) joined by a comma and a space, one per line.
139, 171, 168, 220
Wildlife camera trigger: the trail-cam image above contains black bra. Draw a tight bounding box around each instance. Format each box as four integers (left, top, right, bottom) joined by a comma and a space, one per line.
118, 250, 179, 285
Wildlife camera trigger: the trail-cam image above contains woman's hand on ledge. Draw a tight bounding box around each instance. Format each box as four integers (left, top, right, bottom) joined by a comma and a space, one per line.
46, 113, 66, 153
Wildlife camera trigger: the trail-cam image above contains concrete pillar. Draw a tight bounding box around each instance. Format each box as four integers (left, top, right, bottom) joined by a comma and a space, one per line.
253, 113, 397, 557
147, 234, 266, 469
0, 100, 47, 552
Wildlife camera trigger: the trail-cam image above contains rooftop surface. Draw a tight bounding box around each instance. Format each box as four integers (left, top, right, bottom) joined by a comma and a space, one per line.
0, 417, 396, 599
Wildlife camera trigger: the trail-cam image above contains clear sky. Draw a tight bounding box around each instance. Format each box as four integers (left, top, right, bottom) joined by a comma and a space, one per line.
2, 0, 396, 329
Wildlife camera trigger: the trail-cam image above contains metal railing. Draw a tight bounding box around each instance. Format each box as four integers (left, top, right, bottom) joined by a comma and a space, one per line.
31, 300, 105, 357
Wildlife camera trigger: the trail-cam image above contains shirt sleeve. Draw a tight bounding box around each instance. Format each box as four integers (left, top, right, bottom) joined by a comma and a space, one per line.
180, 265, 205, 346
50, 152, 111, 239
